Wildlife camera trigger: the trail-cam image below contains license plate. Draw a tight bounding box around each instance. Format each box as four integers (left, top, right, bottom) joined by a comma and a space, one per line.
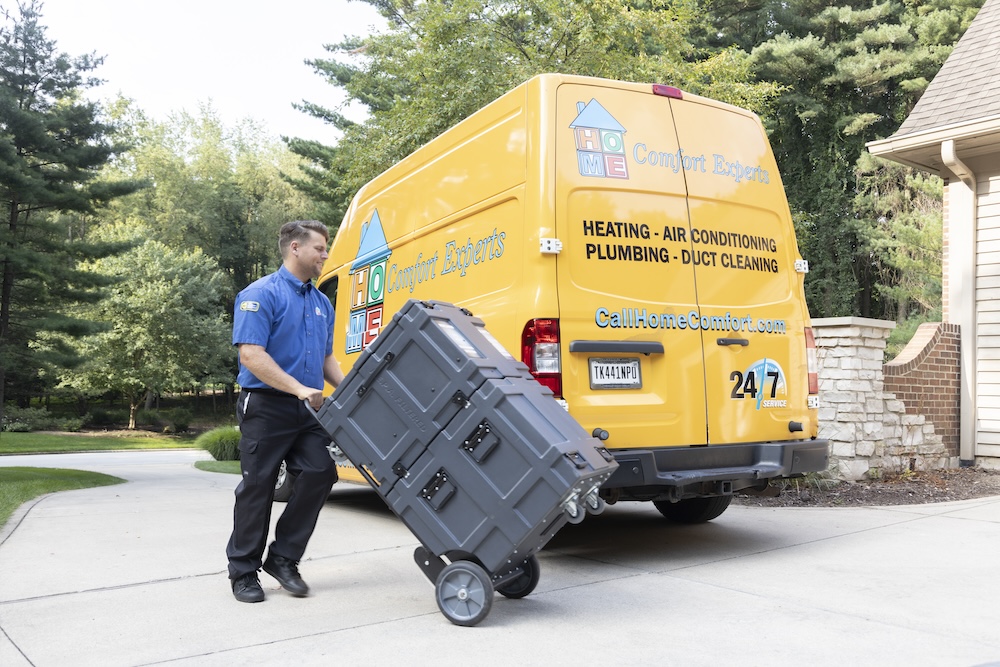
589, 357, 641, 389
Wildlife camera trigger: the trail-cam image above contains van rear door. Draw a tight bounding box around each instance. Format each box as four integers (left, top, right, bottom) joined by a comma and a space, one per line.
554, 81, 707, 448
670, 98, 811, 445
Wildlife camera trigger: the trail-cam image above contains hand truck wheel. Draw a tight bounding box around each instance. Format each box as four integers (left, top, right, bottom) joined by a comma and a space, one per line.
495, 554, 540, 600
434, 560, 493, 626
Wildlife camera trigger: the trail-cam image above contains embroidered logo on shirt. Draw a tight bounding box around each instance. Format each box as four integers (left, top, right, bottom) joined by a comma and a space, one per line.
240, 301, 260, 312
315, 306, 324, 317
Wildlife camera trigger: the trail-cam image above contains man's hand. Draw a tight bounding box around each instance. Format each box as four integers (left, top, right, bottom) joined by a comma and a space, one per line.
299, 388, 325, 411
240, 345, 324, 408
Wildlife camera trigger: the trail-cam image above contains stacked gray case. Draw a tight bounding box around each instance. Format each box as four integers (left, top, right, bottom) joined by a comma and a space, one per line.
314, 299, 617, 626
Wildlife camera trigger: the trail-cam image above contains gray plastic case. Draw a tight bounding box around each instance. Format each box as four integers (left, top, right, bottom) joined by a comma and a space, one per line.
316, 300, 535, 490
314, 299, 617, 575
386, 375, 617, 573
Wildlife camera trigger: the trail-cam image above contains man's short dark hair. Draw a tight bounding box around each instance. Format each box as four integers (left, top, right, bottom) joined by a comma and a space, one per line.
279, 220, 329, 257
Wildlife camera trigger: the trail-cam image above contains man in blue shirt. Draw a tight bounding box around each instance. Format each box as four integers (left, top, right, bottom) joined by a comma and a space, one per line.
227, 220, 345, 603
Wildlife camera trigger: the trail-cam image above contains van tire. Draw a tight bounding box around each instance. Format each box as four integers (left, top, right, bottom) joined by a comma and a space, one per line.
273, 461, 297, 503
653, 496, 732, 523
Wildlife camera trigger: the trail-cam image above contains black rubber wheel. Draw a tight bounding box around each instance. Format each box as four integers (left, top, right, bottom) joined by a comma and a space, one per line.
272, 461, 297, 503
496, 554, 540, 600
653, 496, 732, 523
435, 560, 493, 626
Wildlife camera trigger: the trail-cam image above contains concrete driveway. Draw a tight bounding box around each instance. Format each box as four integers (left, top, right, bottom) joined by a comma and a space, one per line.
1, 450, 999, 666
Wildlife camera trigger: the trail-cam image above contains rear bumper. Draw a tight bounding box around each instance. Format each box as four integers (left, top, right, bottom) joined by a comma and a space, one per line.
604, 439, 829, 499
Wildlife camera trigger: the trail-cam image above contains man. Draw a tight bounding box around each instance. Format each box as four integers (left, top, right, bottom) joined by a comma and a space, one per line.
227, 220, 345, 603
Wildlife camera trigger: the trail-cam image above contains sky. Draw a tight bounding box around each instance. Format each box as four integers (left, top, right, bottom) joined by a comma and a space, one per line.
34, 0, 386, 144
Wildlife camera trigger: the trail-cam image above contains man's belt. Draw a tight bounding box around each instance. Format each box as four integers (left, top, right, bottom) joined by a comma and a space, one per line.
244, 387, 298, 399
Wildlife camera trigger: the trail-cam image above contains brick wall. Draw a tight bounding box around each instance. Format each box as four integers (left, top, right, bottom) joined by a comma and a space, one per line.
883, 322, 961, 457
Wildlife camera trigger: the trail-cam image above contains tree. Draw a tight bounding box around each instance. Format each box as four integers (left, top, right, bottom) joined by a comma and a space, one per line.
288, 0, 782, 222
95, 103, 319, 309
61, 239, 232, 429
0, 1, 139, 419
853, 151, 943, 325
748, 0, 983, 318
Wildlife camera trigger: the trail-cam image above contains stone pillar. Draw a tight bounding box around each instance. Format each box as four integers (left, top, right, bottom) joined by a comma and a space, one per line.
812, 317, 895, 481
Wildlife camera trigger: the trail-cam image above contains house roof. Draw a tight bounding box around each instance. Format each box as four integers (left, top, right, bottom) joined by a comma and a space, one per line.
867, 0, 1000, 173
895, 0, 1000, 136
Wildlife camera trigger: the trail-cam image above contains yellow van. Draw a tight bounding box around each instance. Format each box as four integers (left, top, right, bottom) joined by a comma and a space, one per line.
314, 73, 828, 523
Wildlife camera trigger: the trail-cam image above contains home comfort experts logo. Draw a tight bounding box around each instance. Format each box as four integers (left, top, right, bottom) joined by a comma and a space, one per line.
570, 98, 629, 180
346, 209, 391, 354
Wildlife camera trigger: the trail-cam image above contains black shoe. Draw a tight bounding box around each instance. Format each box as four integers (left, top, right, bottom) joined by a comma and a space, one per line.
263, 553, 309, 596
231, 572, 265, 603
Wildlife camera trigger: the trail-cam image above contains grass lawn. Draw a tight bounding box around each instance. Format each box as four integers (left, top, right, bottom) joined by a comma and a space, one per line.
0, 467, 125, 527
0, 431, 197, 455
195, 460, 240, 474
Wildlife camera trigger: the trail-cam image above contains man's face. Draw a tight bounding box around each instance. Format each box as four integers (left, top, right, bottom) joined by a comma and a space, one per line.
291, 230, 329, 280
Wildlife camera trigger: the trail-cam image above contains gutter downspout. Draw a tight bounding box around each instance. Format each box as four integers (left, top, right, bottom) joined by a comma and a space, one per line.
941, 139, 977, 465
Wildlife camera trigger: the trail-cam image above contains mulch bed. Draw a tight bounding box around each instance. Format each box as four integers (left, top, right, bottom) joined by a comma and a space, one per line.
733, 467, 1000, 507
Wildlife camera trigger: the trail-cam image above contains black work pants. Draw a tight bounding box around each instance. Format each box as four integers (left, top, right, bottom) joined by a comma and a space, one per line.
226, 390, 338, 579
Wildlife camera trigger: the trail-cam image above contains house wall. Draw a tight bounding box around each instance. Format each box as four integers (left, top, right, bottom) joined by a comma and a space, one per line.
943, 183, 951, 318
975, 165, 1000, 464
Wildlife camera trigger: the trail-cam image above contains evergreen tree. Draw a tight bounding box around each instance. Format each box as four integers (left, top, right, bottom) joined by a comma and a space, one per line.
853, 151, 943, 328
0, 1, 139, 418
748, 0, 983, 317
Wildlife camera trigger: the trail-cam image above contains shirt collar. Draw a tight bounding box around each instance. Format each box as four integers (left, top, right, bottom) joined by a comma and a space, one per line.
277, 265, 312, 295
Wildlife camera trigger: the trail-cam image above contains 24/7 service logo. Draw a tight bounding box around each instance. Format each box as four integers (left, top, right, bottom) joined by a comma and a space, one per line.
729, 358, 787, 409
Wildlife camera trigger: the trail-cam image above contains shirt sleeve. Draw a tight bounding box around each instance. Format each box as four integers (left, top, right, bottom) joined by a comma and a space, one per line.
232, 286, 273, 347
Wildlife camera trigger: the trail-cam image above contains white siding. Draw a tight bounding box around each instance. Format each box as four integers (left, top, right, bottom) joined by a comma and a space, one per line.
979, 370, 1000, 386
977, 171, 1000, 458
978, 358, 1000, 372
978, 226, 1000, 243
978, 406, 1000, 421
977, 310, 1000, 325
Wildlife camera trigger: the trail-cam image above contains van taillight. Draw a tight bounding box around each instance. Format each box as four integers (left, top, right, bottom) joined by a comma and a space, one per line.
805, 327, 819, 394
521, 319, 561, 397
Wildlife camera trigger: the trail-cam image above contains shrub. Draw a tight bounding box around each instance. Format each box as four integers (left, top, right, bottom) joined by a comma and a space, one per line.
166, 408, 193, 433
87, 408, 130, 428
56, 415, 87, 432
2, 406, 59, 432
196, 426, 241, 461
2, 417, 32, 432
136, 409, 163, 428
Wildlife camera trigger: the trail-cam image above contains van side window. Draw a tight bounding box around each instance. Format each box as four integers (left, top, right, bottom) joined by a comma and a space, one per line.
318, 276, 338, 310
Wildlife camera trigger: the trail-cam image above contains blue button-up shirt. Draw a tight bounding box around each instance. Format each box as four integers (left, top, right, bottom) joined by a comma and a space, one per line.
232, 265, 335, 390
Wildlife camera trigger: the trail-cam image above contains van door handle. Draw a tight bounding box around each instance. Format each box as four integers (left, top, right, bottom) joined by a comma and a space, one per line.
717, 337, 749, 346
